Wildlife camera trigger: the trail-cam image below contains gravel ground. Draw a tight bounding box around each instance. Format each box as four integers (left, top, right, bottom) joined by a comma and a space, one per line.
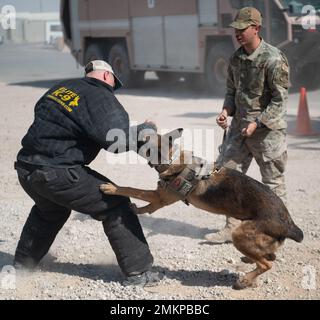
0, 45, 319, 300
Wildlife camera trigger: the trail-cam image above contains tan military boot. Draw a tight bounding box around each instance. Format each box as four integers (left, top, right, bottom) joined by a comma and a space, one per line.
205, 217, 239, 244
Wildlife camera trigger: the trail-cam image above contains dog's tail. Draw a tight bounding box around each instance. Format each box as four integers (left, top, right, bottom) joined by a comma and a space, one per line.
287, 224, 304, 243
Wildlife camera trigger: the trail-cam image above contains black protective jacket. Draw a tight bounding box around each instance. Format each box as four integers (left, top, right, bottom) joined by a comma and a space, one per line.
17, 77, 150, 167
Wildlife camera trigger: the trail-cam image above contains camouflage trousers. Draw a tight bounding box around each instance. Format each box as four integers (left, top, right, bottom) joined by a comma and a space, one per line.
216, 126, 287, 204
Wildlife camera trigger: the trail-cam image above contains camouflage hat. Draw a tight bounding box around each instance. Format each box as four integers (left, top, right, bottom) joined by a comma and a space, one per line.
85, 60, 123, 90
230, 7, 262, 30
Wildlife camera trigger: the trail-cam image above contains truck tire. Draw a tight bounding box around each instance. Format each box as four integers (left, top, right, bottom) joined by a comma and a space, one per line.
108, 43, 144, 88
205, 43, 233, 95
84, 43, 106, 66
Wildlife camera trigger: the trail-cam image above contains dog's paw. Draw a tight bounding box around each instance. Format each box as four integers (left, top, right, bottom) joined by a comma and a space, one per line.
232, 277, 258, 290
100, 183, 118, 195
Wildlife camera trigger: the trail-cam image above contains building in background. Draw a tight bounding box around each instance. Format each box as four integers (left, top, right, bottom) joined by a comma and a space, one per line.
0, 0, 62, 44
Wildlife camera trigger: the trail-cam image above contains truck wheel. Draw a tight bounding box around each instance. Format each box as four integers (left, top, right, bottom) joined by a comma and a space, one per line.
205, 43, 233, 95
84, 43, 106, 66
108, 44, 134, 87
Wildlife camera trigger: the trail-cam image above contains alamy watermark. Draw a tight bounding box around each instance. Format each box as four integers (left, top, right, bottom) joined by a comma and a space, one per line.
301, 265, 317, 290
1, 265, 16, 290
301, 5, 318, 30
104, 127, 216, 166
0, 5, 16, 30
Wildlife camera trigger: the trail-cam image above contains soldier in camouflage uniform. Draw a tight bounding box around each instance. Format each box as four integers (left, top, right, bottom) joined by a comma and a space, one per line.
206, 7, 289, 244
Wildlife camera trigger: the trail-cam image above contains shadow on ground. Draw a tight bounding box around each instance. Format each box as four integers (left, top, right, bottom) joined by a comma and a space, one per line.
72, 213, 217, 240
9, 75, 320, 99
42, 259, 122, 283
173, 112, 219, 119
9, 78, 224, 100
43, 262, 238, 288
0, 251, 238, 288
287, 115, 320, 150
0, 251, 14, 267
154, 266, 238, 288
73, 213, 219, 240
139, 216, 217, 240
9, 78, 79, 90
0, 250, 122, 283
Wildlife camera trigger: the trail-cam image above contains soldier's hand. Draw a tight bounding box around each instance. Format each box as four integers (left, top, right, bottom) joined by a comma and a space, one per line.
241, 122, 257, 138
216, 110, 229, 130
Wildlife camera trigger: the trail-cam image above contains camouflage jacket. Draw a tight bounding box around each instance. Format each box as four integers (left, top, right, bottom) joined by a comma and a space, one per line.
223, 39, 289, 130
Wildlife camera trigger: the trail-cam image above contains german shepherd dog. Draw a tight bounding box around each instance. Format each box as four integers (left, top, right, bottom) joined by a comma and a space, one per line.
100, 129, 303, 289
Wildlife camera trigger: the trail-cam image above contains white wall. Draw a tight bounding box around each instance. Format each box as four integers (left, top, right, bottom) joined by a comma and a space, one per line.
0, 0, 61, 43
0, 0, 59, 13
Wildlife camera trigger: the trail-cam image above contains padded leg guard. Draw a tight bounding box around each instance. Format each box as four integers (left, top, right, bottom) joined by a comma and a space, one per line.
102, 202, 154, 276
14, 206, 69, 268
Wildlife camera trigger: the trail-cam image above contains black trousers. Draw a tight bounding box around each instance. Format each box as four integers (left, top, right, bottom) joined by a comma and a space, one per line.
14, 161, 153, 276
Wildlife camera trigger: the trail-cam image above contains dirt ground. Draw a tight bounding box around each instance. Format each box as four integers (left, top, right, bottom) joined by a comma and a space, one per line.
0, 44, 319, 300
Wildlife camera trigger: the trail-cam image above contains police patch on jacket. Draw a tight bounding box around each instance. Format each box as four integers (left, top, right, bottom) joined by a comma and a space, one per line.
47, 87, 80, 112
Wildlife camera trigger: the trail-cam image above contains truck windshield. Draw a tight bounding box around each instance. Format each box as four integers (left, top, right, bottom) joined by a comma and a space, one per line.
280, 0, 320, 15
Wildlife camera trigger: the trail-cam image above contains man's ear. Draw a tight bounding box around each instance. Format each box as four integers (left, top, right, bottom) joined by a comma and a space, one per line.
103, 71, 109, 81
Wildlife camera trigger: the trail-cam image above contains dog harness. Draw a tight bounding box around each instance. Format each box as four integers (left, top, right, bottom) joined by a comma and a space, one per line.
159, 157, 216, 205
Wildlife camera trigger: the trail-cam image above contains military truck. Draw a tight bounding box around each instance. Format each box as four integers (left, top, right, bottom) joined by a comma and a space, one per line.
61, 0, 320, 92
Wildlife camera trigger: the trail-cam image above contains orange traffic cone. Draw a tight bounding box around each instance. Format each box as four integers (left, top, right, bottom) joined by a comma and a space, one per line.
295, 87, 314, 136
